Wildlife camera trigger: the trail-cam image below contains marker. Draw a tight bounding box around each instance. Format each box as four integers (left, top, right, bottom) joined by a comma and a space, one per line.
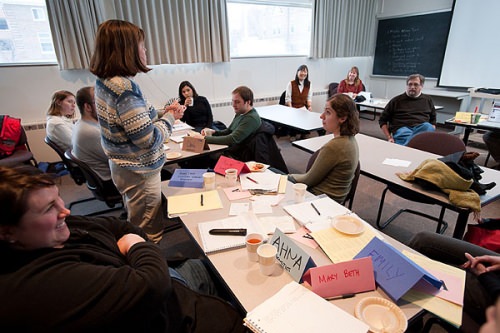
232, 188, 240, 192
200, 194, 204, 206
310, 202, 321, 215
246, 176, 259, 184
324, 293, 355, 301
209, 228, 247, 236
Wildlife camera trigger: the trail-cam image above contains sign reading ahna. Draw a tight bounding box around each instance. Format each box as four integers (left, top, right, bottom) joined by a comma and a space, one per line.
270, 228, 316, 282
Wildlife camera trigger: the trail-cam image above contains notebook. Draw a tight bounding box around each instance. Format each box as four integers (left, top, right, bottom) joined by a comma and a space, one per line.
244, 281, 369, 333
198, 212, 266, 253
282, 196, 350, 227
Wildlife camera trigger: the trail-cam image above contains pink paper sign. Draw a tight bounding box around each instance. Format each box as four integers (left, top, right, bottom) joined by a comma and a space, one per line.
303, 257, 376, 298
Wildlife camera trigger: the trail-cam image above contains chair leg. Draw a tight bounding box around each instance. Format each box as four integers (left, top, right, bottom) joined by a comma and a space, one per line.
436, 207, 448, 234
68, 197, 96, 210
376, 186, 391, 229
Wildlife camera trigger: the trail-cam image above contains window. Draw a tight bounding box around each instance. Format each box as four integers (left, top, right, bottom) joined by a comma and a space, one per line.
31, 7, 45, 21
0, 0, 57, 65
227, 0, 312, 58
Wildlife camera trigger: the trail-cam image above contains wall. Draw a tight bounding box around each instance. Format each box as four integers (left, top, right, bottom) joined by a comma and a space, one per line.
0, 0, 458, 163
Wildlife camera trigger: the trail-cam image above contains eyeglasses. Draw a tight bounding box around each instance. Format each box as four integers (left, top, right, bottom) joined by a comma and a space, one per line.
407, 83, 421, 87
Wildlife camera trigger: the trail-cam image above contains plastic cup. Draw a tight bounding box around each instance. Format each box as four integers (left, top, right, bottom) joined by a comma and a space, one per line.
203, 172, 216, 190
245, 233, 264, 262
257, 244, 277, 276
293, 183, 307, 203
225, 168, 238, 186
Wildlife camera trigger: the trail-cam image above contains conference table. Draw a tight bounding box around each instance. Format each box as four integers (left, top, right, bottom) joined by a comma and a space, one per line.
161, 174, 423, 326
162, 123, 227, 166
445, 117, 500, 145
292, 133, 500, 239
255, 104, 323, 132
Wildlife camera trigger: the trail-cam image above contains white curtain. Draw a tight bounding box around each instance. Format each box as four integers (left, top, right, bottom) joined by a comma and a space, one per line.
310, 0, 378, 58
112, 0, 230, 64
46, 0, 105, 70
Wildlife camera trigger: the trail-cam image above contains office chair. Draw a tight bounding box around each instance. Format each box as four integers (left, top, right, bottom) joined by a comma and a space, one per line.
65, 150, 124, 215
44, 136, 86, 185
306, 150, 360, 209
376, 131, 466, 234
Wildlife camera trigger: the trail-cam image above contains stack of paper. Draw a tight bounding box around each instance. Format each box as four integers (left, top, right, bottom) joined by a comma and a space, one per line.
240, 172, 282, 192
244, 282, 369, 333
282, 196, 350, 228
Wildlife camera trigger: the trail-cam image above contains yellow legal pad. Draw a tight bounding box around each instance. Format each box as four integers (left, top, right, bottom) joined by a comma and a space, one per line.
168, 190, 223, 214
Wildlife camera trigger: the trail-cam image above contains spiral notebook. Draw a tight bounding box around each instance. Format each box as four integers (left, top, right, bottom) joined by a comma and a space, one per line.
198, 213, 266, 254
244, 281, 369, 333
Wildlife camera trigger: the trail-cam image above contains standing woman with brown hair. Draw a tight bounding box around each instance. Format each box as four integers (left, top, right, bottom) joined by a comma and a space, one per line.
89, 20, 185, 243
46, 90, 76, 151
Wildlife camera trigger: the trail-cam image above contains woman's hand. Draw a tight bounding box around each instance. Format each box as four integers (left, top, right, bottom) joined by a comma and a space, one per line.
463, 253, 500, 276
117, 234, 146, 256
201, 128, 215, 136
166, 101, 186, 120
185, 97, 193, 106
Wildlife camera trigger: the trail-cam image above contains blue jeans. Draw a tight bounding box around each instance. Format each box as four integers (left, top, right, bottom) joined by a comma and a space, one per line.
169, 259, 217, 296
393, 122, 434, 146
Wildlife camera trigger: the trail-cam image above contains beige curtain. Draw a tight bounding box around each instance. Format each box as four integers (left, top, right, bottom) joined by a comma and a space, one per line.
46, 0, 105, 70
112, 0, 230, 64
310, 0, 378, 58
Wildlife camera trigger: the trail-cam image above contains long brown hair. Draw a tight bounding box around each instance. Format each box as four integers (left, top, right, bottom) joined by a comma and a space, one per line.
345, 66, 361, 87
329, 93, 359, 136
47, 90, 75, 117
89, 20, 151, 79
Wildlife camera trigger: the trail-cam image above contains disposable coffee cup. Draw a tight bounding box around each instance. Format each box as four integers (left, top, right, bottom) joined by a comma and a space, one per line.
225, 168, 238, 186
293, 183, 307, 203
257, 244, 277, 276
203, 172, 216, 190
245, 233, 264, 262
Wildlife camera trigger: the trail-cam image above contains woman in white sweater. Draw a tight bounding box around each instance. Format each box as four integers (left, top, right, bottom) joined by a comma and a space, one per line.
46, 90, 76, 151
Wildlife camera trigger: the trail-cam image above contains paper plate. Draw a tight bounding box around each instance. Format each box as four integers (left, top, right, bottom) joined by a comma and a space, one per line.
166, 152, 182, 160
246, 161, 269, 172
354, 297, 407, 333
331, 215, 365, 235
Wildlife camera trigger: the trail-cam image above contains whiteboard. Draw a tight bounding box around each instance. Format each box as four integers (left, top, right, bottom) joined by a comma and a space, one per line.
438, 0, 500, 89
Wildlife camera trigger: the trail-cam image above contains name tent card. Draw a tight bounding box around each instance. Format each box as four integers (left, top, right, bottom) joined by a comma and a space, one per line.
168, 169, 206, 188
270, 229, 316, 283
214, 155, 250, 176
182, 136, 209, 153
302, 257, 376, 298
354, 237, 442, 301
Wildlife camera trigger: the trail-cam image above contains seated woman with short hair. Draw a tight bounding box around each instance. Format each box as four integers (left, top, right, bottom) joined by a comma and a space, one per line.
289, 94, 359, 203
0, 165, 245, 332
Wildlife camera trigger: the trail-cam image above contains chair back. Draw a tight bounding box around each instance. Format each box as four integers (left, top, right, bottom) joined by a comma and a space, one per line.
328, 82, 339, 98
279, 91, 286, 105
306, 149, 320, 172
44, 136, 85, 185
342, 161, 361, 209
408, 132, 466, 156
65, 149, 122, 208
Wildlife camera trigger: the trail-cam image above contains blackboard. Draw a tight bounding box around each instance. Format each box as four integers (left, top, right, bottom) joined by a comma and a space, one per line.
373, 12, 452, 78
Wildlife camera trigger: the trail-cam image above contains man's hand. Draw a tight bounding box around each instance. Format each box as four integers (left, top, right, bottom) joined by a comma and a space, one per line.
201, 128, 215, 137
462, 253, 500, 276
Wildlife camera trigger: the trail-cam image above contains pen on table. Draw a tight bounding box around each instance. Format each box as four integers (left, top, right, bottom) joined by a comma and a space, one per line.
324, 293, 355, 301
209, 228, 247, 236
246, 176, 259, 184
232, 188, 240, 192
310, 202, 321, 215
200, 194, 204, 206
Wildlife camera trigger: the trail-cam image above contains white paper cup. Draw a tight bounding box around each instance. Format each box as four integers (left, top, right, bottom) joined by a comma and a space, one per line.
225, 168, 238, 186
203, 172, 216, 190
245, 233, 264, 262
293, 183, 307, 203
257, 244, 277, 276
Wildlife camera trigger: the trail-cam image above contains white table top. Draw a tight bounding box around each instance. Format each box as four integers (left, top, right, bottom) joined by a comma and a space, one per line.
255, 104, 323, 131
163, 128, 227, 165
292, 133, 500, 237
161, 175, 422, 320
357, 98, 443, 111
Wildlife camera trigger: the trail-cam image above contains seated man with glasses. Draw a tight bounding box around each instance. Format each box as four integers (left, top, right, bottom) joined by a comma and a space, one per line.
379, 74, 436, 145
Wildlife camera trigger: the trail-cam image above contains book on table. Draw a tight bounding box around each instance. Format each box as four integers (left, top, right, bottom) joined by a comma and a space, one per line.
244, 281, 369, 333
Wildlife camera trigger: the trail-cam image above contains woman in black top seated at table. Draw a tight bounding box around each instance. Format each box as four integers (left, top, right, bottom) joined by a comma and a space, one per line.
179, 81, 216, 132
0, 165, 245, 333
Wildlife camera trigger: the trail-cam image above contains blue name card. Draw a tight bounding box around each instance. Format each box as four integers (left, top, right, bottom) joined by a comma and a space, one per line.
270, 228, 316, 283
354, 237, 442, 301
169, 169, 206, 188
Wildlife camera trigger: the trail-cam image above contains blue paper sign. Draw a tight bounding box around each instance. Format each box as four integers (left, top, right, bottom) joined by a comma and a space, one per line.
354, 237, 442, 301
169, 169, 206, 188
